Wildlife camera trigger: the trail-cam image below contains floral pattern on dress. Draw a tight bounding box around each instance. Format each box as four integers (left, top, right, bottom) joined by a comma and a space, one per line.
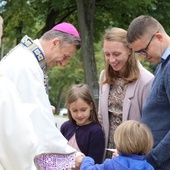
34, 153, 76, 170
106, 78, 127, 158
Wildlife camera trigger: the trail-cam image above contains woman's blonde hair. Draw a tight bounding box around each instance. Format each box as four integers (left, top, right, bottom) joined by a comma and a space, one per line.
65, 84, 99, 124
101, 27, 140, 85
114, 120, 153, 155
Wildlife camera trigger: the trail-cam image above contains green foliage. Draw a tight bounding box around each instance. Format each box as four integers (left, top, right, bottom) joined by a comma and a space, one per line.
148, 0, 170, 34
1, 0, 170, 108
48, 51, 84, 107
3, 0, 38, 38
137, 55, 156, 74
94, 42, 105, 78
94, 0, 156, 41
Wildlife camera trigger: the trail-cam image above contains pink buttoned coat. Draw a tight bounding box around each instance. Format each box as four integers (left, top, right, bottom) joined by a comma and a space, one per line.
98, 62, 154, 149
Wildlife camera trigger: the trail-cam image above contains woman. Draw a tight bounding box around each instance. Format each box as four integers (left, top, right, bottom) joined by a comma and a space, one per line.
98, 27, 154, 158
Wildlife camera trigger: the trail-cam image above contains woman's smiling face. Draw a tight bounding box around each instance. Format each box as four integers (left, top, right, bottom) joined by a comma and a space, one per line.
103, 40, 130, 76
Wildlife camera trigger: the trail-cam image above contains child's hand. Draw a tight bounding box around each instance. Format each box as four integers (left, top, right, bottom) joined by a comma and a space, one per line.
74, 152, 85, 169
112, 150, 119, 158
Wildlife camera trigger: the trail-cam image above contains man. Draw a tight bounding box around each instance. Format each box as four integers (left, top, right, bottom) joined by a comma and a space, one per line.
127, 15, 170, 170
0, 22, 82, 169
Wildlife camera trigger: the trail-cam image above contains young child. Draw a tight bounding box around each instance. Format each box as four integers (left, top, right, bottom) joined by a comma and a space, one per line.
77, 120, 154, 170
60, 84, 105, 164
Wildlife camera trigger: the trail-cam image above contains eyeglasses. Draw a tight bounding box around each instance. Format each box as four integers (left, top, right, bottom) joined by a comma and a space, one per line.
135, 31, 159, 57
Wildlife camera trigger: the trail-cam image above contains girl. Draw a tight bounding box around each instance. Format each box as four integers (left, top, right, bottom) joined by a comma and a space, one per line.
60, 84, 105, 164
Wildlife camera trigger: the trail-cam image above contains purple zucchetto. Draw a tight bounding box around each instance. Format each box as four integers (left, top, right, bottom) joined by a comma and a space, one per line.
52, 22, 80, 38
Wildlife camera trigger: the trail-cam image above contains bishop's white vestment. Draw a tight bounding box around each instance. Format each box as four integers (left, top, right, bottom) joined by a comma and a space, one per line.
0, 37, 77, 170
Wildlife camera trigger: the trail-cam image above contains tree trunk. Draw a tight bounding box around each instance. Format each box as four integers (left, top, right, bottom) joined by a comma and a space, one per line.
76, 0, 99, 107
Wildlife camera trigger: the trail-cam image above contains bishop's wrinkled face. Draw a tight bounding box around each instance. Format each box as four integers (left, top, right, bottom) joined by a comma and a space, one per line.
46, 39, 77, 68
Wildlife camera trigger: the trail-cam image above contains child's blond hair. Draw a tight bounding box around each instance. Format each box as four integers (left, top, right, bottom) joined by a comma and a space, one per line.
114, 120, 153, 155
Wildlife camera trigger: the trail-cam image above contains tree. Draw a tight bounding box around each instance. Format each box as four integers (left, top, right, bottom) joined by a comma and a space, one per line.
76, 0, 99, 106
48, 51, 84, 113
1, 0, 170, 110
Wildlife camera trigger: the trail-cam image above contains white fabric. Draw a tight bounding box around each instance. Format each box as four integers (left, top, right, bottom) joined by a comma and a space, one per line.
0, 75, 37, 170
0, 42, 76, 169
